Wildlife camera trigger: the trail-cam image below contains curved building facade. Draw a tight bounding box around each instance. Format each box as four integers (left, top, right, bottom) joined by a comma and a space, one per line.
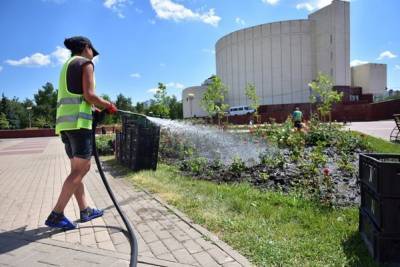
216, 0, 350, 106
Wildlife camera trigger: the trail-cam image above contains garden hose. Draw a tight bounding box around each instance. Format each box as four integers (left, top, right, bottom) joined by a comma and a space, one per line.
117, 109, 147, 118
92, 110, 138, 267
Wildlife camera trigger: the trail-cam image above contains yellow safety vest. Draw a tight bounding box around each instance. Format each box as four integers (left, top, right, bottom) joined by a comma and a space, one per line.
55, 56, 93, 134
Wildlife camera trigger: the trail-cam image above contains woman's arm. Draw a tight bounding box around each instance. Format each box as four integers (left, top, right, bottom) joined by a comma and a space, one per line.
82, 63, 111, 109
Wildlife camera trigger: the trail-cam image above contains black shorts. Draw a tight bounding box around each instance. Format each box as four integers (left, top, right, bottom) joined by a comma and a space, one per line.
294, 121, 302, 129
61, 129, 93, 159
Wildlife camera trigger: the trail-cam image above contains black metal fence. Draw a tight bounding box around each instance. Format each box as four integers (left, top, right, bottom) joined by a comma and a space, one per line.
115, 115, 160, 171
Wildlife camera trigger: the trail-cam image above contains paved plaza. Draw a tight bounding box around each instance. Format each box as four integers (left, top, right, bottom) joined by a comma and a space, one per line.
345, 120, 397, 141
0, 137, 252, 267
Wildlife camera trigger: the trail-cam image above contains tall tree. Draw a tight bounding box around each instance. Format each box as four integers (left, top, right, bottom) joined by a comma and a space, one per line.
33, 82, 57, 127
309, 72, 343, 122
135, 102, 145, 114
0, 112, 9, 129
200, 76, 229, 124
0, 94, 29, 129
168, 95, 183, 119
115, 93, 134, 112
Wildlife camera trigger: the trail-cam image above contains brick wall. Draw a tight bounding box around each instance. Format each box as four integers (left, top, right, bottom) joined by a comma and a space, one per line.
227, 99, 400, 124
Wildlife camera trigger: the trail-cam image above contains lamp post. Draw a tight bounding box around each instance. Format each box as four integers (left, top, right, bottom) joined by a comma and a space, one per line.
26, 106, 32, 128
187, 93, 195, 118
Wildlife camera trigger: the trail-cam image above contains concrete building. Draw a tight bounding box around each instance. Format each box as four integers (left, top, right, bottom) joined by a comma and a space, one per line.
351, 63, 387, 96
182, 78, 213, 118
215, 0, 350, 107
182, 0, 388, 120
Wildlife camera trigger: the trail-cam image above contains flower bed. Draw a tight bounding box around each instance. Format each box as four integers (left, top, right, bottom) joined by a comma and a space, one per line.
158, 116, 371, 206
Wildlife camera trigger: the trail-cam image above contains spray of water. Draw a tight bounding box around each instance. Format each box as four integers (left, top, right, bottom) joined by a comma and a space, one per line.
147, 117, 275, 165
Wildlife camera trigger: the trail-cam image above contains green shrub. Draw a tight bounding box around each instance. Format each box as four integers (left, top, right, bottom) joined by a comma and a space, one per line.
95, 134, 115, 155
229, 156, 246, 175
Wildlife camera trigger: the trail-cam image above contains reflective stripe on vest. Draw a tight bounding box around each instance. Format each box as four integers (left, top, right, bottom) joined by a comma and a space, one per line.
57, 97, 83, 108
56, 112, 93, 124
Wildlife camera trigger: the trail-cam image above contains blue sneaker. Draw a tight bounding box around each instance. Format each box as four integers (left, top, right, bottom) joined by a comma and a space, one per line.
45, 211, 76, 230
80, 207, 104, 222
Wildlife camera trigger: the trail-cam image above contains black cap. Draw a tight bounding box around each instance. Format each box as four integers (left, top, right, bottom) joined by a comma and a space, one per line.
64, 36, 99, 57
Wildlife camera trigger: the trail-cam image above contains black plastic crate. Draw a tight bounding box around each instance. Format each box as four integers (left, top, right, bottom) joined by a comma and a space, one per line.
359, 153, 400, 197
115, 115, 160, 172
359, 209, 400, 264
361, 184, 400, 233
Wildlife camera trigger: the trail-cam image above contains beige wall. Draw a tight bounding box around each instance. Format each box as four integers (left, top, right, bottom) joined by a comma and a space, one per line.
308, 0, 350, 86
352, 63, 387, 95
216, 19, 313, 106
182, 86, 208, 118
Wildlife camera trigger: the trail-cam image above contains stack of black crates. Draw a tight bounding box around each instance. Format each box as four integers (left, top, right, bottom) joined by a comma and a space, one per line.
359, 153, 400, 264
115, 115, 160, 171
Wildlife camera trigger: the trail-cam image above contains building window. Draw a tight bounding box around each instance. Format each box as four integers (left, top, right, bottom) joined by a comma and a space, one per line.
350, 95, 359, 102
330, 34, 333, 44
330, 68, 333, 77
330, 51, 333, 62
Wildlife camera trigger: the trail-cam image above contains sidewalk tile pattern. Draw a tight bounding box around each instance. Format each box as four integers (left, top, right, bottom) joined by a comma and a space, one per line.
0, 137, 252, 266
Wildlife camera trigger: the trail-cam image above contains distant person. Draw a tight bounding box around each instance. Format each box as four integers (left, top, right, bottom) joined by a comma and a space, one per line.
45, 36, 117, 230
292, 107, 303, 130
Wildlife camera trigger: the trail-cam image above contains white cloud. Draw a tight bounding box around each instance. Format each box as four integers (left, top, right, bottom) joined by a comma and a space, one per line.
262, 0, 280, 5
166, 82, 185, 89
103, 0, 131, 18
130, 73, 141, 78
296, 0, 340, 12
395, 65, 400, 71
350, 59, 368, 67
150, 0, 221, 27
147, 87, 159, 94
51, 46, 70, 64
377, 50, 397, 60
0, 66, 3, 72
148, 19, 156, 24
202, 48, 215, 54
235, 17, 246, 26
6, 53, 51, 67
147, 82, 185, 94
296, 2, 314, 11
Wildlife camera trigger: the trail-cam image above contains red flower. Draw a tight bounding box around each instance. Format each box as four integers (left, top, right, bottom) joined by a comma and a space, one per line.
323, 168, 330, 176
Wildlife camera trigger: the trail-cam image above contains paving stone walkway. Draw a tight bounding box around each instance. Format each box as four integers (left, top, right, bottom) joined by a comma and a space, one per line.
0, 137, 252, 267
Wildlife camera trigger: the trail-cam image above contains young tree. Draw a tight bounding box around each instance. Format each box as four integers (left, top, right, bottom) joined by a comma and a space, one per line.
245, 83, 260, 122
309, 73, 343, 122
154, 83, 168, 105
200, 76, 229, 124
150, 83, 170, 118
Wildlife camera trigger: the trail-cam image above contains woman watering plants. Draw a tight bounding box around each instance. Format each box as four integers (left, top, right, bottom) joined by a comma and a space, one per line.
45, 36, 118, 229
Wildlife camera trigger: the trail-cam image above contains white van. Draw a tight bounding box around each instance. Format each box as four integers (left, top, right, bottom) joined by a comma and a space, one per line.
228, 106, 255, 116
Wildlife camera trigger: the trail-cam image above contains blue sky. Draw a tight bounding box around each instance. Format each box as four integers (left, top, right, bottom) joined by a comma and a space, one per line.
0, 0, 399, 104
